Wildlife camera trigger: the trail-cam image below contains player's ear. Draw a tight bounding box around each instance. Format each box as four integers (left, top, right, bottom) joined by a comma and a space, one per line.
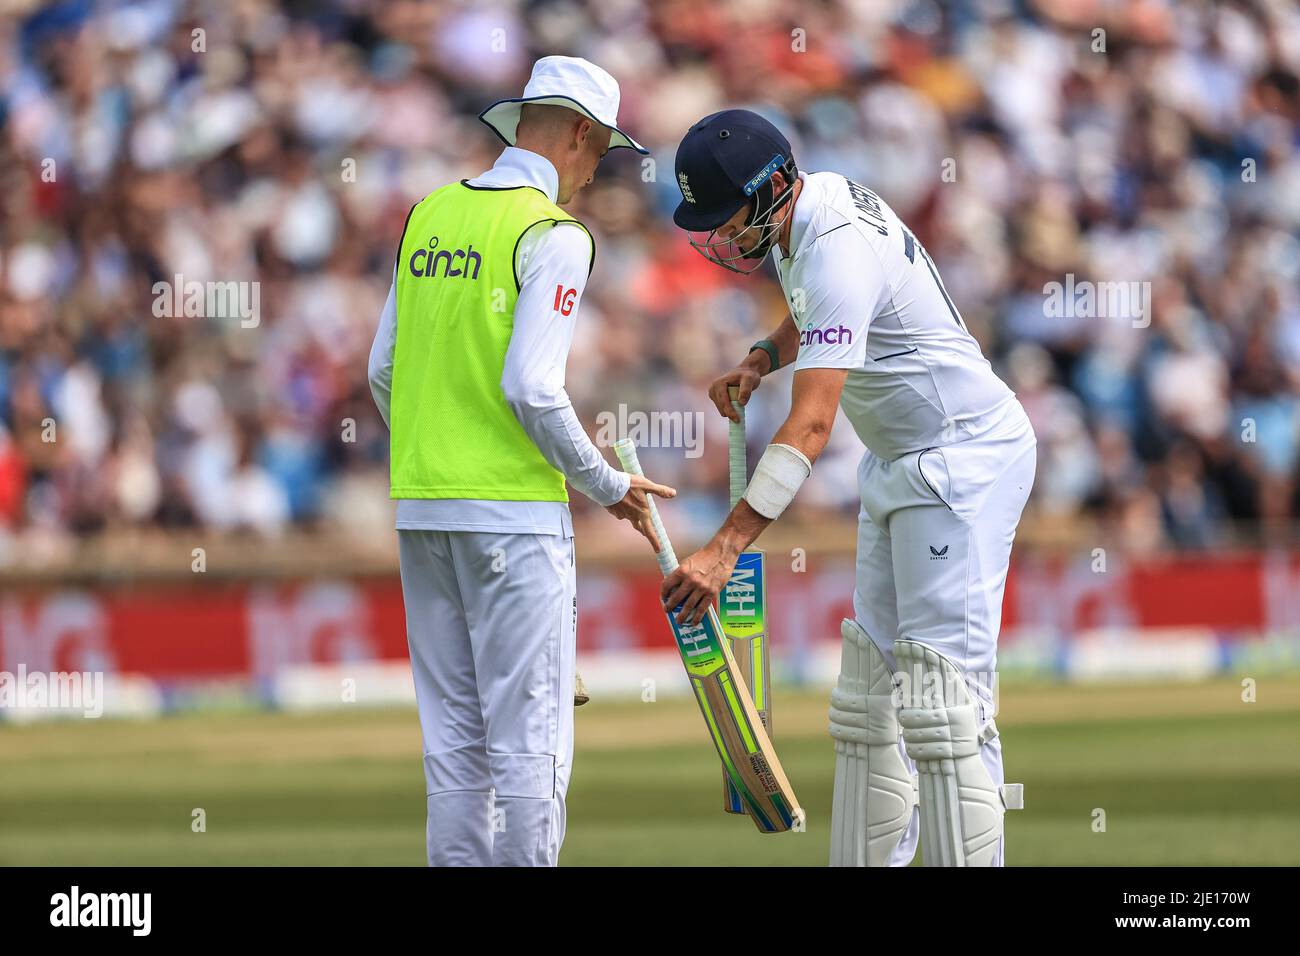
575, 117, 593, 150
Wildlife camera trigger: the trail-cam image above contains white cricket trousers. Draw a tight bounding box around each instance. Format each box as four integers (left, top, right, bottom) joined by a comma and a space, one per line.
398, 527, 577, 867
852, 400, 1036, 866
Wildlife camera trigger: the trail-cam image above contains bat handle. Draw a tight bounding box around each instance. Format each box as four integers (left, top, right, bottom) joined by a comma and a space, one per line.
727, 386, 746, 510
613, 438, 679, 575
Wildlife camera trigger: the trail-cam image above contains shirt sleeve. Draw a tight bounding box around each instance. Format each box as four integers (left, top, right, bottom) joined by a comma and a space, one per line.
367, 273, 397, 428
501, 220, 631, 507
791, 225, 885, 371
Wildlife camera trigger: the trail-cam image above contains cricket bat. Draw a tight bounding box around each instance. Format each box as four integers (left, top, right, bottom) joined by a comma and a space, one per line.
718, 386, 771, 815
614, 437, 800, 833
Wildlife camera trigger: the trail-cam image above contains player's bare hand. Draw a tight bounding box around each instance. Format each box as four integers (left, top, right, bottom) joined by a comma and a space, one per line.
661, 542, 736, 627
708, 367, 761, 422
606, 473, 676, 552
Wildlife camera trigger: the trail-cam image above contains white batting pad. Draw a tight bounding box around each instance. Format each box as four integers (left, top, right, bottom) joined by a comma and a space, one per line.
829, 618, 918, 866
894, 639, 1005, 867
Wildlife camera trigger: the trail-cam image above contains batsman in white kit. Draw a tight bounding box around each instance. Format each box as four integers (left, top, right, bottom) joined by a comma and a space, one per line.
665, 110, 1037, 866
367, 58, 672, 866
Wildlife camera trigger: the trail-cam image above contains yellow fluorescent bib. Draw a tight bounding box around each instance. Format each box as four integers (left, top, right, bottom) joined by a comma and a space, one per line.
390, 181, 591, 500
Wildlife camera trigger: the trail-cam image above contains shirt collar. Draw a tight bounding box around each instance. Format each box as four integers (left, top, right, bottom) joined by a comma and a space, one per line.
472, 147, 561, 204
782, 171, 817, 261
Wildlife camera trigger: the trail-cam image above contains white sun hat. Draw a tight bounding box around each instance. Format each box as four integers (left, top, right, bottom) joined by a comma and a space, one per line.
478, 55, 648, 154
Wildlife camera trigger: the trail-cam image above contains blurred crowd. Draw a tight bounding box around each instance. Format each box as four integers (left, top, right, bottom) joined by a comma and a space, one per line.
2, 0, 1300, 561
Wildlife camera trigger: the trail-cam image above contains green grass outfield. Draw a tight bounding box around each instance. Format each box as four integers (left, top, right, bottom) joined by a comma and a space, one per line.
1, 676, 1298, 866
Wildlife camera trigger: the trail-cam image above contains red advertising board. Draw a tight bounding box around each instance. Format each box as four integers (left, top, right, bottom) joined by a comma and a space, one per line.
1, 553, 1298, 682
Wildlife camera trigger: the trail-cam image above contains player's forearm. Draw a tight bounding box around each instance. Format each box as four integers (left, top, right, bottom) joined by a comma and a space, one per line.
711, 499, 772, 562
501, 309, 629, 506
506, 394, 629, 505
770, 366, 849, 464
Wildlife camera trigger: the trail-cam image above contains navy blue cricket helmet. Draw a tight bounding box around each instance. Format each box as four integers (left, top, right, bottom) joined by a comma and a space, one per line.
672, 109, 798, 272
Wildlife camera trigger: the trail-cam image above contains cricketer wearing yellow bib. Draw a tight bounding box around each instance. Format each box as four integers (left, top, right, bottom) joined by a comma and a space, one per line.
367, 57, 673, 867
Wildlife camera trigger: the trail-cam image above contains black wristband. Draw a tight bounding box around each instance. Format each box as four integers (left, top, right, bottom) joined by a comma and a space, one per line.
749, 339, 780, 373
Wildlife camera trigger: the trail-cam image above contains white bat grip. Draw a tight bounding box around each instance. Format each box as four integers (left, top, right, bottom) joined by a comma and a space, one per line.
727, 387, 746, 509
614, 438, 679, 576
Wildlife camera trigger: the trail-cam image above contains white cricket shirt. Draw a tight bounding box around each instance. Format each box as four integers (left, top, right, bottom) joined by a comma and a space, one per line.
772, 172, 1016, 461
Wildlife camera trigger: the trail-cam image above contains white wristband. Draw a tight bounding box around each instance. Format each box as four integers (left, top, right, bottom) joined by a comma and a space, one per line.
744, 443, 812, 519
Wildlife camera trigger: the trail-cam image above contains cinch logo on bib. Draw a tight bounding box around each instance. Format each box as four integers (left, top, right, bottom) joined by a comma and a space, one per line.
408, 236, 482, 279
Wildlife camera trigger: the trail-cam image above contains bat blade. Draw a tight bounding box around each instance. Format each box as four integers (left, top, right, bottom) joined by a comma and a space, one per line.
613, 436, 799, 833
719, 549, 770, 814
663, 600, 797, 832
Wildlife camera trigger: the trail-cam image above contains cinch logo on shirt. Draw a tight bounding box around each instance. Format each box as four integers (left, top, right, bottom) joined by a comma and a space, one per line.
800, 325, 853, 346
408, 236, 482, 279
